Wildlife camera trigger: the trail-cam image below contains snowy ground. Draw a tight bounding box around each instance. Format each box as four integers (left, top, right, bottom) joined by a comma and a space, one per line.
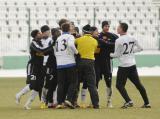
0, 67, 160, 77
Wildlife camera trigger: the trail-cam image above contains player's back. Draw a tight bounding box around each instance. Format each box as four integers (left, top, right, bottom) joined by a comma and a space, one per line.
117, 35, 137, 67
75, 34, 98, 60
54, 33, 77, 68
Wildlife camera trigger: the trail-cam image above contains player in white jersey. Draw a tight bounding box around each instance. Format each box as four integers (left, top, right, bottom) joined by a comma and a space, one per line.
54, 23, 78, 109
110, 23, 151, 109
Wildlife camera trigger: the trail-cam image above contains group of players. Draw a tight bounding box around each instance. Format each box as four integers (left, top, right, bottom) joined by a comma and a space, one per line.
15, 18, 151, 110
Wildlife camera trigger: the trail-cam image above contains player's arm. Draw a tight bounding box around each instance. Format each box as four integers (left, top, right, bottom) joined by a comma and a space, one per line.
110, 40, 123, 58
68, 36, 78, 54
94, 40, 99, 53
133, 40, 143, 53
30, 41, 54, 53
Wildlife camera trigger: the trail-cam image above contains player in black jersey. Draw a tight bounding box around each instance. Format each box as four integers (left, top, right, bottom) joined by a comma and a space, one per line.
98, 21, 119, 108
15, 29, 46, 109
43, 28, 60, 108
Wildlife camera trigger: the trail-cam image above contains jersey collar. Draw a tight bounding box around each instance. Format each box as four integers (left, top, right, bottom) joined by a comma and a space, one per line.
84, 34, 92, 37
62, 32, 70, 34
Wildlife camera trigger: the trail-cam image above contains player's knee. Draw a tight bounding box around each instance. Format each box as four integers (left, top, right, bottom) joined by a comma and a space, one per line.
116, 83, 122, 90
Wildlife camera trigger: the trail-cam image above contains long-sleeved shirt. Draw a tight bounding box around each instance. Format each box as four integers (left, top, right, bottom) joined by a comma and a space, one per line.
28, 40, 45, 66
54, 32, 78, 69
30, 39, 57, 69
110, 34, 143, 67
98, 32, 119, 58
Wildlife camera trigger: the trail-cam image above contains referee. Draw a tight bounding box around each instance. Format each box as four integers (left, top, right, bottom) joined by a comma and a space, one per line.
75, 24, 99, 109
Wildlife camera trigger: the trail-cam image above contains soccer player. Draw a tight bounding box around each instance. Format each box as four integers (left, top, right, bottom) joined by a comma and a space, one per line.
40, 25, 58, 109
54, 23, 78, 109
58, 18, 69, 31
110, 23, 151, 109
45, 28, 61, 108
98, 21, 119, 107
75, 24, 99, 109
15, 29, 46, 109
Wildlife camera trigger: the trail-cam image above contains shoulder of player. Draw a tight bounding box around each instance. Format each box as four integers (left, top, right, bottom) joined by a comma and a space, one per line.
75, 35, 83, 42
115, 37, 123, 43
47, 37, 53, 41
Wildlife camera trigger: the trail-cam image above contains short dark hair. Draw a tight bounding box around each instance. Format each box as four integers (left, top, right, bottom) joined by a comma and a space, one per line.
90, 26, 98, 32
61, 23, 70, 32
31, 29, 39, 38
102, 21, 109, 28
119, 22, 128, 32
75, 27, 79, 34
58, 19, 68, 27
41, 25, 50, 33
51, 28, 61, 37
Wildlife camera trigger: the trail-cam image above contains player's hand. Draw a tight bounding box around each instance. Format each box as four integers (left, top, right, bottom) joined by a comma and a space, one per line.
110, 53, 114, 57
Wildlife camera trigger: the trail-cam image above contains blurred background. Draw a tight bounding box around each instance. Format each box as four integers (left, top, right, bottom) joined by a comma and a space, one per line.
0, 0, 160, 73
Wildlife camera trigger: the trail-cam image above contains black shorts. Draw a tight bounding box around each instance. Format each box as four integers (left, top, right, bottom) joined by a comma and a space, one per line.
95, 58, 113, 81
26, 62, 45, 91
44, 66, 57, 90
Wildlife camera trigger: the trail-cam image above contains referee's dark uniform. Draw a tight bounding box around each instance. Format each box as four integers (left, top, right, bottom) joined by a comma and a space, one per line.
75, 25, 99, 108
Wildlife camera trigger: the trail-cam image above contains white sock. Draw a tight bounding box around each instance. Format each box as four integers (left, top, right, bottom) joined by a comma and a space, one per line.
53, 88, 57, 105
48, 103, 53, 107
17, 85, 30, 97
106, 87, 112, 102
81, 88, 87, 103
41, 87, 48, 103
24, 90, 38, 107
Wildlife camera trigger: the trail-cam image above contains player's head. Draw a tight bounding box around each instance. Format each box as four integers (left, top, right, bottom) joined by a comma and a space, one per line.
117, 22, 128, 35
58, 18, 69, 29
70, 21, 76, 35
102, 21, 110, 33
51, 28, 61, 43
75, 27, 79, 34
31, 29, 41, 40
51, 28, 61, 38
71, 26, 80, 38
41, 25, 50, 39
82, 24, 91, 34
90, 26, 99, 38
61, 23, 71, 33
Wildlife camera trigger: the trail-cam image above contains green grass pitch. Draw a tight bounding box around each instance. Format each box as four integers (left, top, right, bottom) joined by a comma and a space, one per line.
0, 77, 160, 119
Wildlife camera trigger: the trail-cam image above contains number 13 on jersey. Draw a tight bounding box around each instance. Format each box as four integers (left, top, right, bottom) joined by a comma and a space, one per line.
56, 39, 67, 52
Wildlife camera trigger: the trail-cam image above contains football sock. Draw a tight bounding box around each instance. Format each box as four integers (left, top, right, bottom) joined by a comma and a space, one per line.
25, 90, 38, 107
81, 88, 87, 103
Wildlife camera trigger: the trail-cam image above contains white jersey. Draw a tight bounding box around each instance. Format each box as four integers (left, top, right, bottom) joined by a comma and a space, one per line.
41, 37, 53, 66
54, 33, 78, 69
110, 35, 143, 67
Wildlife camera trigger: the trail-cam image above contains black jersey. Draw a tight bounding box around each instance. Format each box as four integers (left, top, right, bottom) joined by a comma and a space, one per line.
97, 32, 119, 60
45, 48, 57, 69
28, 40, 44, 66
